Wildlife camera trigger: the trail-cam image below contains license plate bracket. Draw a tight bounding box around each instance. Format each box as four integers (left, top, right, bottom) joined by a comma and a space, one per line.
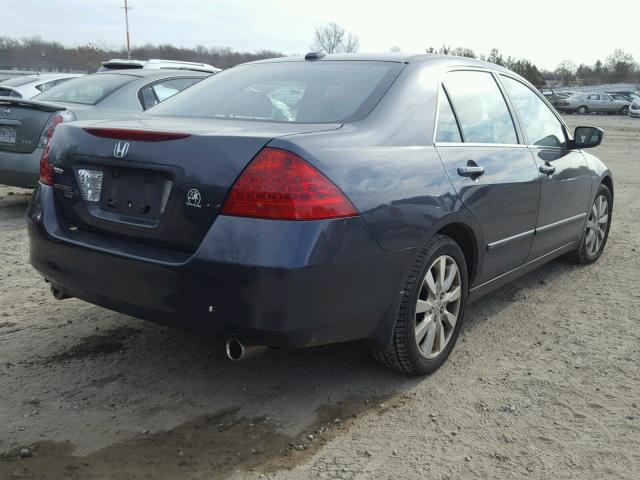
96, 166, 172, 222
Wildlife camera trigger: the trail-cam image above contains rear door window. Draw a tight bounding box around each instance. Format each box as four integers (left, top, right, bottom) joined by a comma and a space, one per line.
435, 87, 462, 143
35, 80, 59, 92
443, 71, 518, 144
139, 77, 202, 110
500, 75, 567, 148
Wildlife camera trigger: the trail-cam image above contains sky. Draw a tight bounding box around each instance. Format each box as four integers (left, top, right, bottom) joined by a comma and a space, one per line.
3, 0, 640, 70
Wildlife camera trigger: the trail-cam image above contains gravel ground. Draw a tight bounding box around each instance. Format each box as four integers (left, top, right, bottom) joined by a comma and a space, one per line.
1, 114, 639, 480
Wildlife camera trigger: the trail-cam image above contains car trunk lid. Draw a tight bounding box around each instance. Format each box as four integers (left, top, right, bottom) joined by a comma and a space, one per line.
49, 117, 341, 253
0, 98, 64, 153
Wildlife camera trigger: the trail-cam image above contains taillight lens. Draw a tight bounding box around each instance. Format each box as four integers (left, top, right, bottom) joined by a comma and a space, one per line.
38, 110, 75, 148
39, 141, 54, 186
221, 148, 357, 220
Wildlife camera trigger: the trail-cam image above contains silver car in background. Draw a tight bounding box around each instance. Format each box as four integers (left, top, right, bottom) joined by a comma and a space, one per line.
553, 92, 631, 115
629, 98, 640, 118
0, 68, 209, 188
0, 73, 84, 99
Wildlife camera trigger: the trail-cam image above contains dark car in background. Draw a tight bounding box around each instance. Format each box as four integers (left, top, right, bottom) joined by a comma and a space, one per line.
28, 54, 613, 375
0, 67, 210, 188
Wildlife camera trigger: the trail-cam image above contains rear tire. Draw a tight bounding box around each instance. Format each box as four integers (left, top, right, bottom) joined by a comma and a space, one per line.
578, 105, 589, 114
572, 184, 612, 264
373, 235, 468, 375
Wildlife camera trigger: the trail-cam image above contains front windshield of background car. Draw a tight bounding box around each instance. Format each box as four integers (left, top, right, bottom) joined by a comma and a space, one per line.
33, 73, 136, 105
147, 61, 403, 123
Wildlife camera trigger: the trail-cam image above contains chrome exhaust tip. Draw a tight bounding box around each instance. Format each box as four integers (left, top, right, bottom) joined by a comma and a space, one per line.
225, 338, 266, 361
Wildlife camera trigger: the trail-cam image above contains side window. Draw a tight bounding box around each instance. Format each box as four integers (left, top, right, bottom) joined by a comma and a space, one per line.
501, 76, 567, 148
443, 71, 518, 144
36, 80, 58, 92
139, 86, 159, 109
435, 87, 462, 143
152, 78, 200, 102
140, 78, 201, 110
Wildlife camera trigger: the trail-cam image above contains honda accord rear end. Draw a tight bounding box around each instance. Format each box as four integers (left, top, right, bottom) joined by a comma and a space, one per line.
27, 57, 416, 350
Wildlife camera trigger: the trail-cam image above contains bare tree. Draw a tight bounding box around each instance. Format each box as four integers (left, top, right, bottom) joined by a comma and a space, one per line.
606, 49, 636, 82
343, 32, 360, 53
556, 59, 576, 86
311, 23, 359, 53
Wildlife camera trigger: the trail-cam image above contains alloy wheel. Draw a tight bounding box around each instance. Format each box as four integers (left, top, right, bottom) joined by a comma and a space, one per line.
585, 195, 609, 256
414, 255, 462, 359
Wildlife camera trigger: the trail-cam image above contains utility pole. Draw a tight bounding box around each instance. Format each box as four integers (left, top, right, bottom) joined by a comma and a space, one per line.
122, 0, 132, 59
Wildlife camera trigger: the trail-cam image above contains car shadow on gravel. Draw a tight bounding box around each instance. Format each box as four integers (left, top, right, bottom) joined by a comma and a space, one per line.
0, 188, 32, 223
463, 256, 580, 333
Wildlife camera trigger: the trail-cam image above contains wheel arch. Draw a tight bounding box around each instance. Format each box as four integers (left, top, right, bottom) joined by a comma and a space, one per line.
436, 222, 479, 286
601, 174, 614, 201
368, 218, 481, 351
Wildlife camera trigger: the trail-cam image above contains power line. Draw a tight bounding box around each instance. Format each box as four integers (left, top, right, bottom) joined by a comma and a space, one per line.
122, 0, 133, 59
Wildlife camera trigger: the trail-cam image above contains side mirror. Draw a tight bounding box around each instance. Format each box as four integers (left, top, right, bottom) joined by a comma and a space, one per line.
572, 126, 603, 149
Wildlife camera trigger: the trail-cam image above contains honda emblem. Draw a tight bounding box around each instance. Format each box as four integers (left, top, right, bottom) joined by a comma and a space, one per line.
113, 141, 130, 158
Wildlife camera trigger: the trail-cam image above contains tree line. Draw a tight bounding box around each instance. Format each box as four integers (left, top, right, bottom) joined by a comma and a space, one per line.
424, 45, 640, 86
2, 33, 638, 88
0, 36, 282, 72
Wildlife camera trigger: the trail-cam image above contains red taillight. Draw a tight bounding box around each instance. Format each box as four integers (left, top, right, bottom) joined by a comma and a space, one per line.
39, 141, 54, 186
83, 128, 190, 142
38, 111, 74, 148
221, 148, 358, 220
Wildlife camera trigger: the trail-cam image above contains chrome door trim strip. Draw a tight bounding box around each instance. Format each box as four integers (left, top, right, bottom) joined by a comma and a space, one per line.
536, 213, 587, 234
486, 213, 587, 250
434, 142, 528, 148
471, 241, 578, 292
487, 229, 535, 250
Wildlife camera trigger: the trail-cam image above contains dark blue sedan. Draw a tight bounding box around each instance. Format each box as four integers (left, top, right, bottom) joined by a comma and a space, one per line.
27, 53, 613, 375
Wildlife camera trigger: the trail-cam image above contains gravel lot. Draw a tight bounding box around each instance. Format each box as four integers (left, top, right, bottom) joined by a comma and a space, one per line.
1, 114, 639, 480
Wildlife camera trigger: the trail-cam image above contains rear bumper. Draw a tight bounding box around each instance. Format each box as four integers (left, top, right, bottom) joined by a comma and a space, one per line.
28, 185, 413, 348
0, 147, 42, 188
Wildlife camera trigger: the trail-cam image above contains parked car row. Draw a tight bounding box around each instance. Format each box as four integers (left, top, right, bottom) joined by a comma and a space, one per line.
14, 52, 613, 375
552, 92, 633, 115
0, 59, 217, 188
543, 87, 640, 117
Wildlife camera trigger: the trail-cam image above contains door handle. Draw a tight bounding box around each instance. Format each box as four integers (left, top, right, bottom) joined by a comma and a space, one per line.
539, 163, 556, 175
457, 161, 484, 178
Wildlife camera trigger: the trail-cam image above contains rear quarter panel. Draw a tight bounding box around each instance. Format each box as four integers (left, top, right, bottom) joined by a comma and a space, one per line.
268, 62, 482, 255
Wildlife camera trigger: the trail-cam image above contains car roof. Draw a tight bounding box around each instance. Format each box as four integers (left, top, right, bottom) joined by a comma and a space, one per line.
89, 69, 210, 79
244, 52, 513, 73
100, 58, 220, 73
0, 73, 79, 87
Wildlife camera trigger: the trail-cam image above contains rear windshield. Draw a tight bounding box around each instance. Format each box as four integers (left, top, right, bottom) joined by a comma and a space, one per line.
148, 61, 402, 123
33, 73, 136, 105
